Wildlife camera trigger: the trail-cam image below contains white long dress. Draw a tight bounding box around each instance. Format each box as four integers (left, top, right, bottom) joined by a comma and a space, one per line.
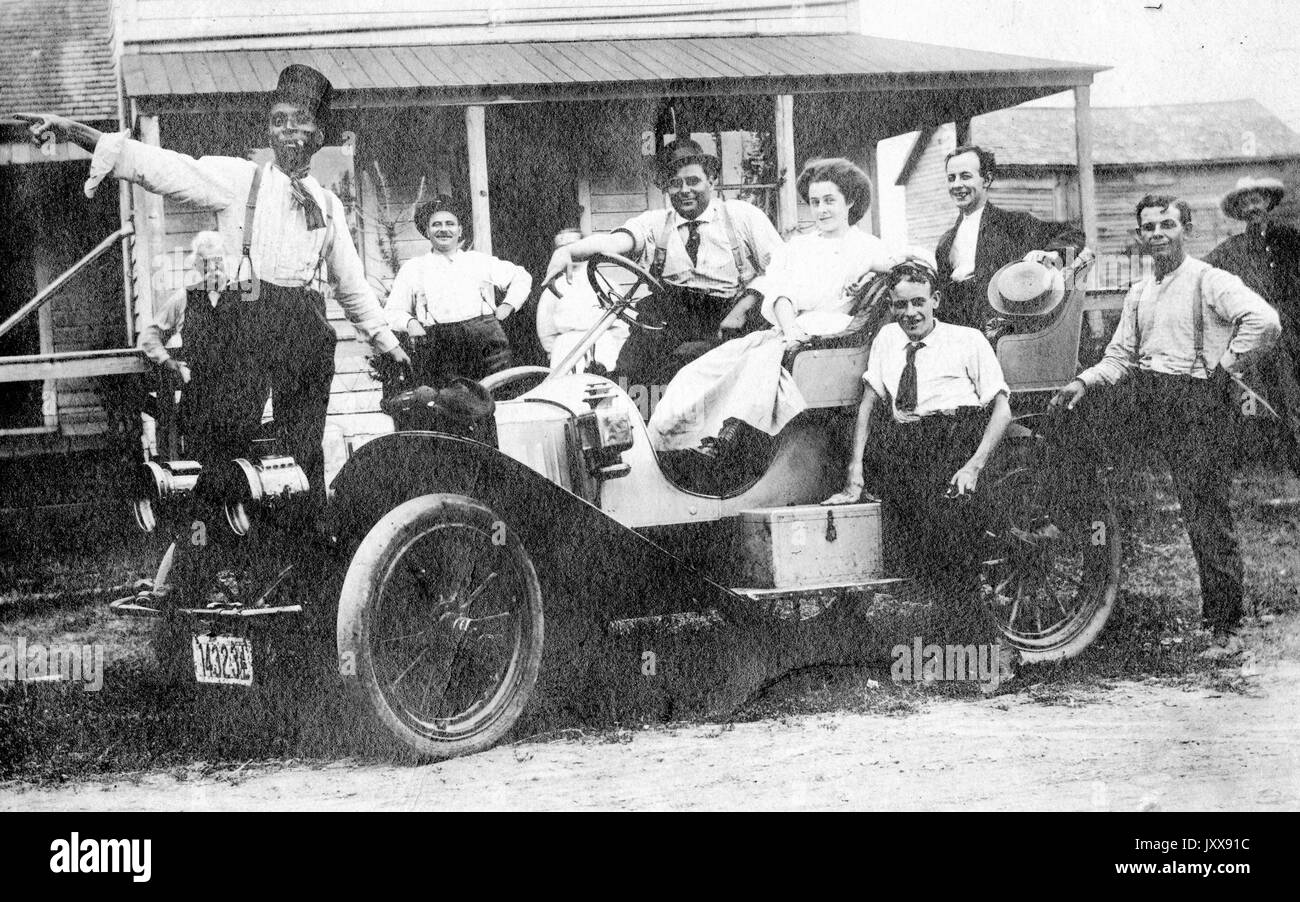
648, 227, 890, 451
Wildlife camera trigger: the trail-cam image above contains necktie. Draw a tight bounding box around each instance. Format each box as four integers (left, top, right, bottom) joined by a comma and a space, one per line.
897, 341, 925, 412
282, 164, 326, 231
684, 220, 702, 266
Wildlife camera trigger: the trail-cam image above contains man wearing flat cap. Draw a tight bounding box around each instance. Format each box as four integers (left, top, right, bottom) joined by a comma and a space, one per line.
543, 137, 782, 388
386, 194, 532, 385
17, 64, 410, 602
1205, 175, 1300, 474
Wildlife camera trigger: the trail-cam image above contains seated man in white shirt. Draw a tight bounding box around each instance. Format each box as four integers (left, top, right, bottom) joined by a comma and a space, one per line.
386, 195, 533, 384
826, 261, 1012, 628
535, 228, 629, 374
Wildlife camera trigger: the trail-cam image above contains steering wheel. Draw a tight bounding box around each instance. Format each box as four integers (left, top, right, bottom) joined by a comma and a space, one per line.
580, 253, 667, 331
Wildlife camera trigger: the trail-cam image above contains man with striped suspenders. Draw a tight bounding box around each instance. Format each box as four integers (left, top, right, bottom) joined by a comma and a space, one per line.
1052, 195, 1279, 658
543, 138, 783, 388
19, 65, 411, 603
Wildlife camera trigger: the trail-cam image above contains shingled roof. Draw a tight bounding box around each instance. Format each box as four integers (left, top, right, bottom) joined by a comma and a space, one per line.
0, 0, 118, 122
974, 99, 1300, 167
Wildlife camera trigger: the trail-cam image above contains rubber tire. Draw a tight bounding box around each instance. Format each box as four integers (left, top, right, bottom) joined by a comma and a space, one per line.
982, 439, 1121, 663
337, 493, 544, 760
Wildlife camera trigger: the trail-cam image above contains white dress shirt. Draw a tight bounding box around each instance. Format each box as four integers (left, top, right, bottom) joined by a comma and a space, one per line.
615, 198, 782, 297
385, 249, 531, 330
865, 319, 1009, 423
758, 227, 892, 329
1078, 256, 1280, 387
948, 205, 984, 282
87, 131, 397, 353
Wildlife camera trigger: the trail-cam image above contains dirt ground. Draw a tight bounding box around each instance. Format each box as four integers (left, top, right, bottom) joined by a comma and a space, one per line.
1, 613, 1296, 812
2, 469, 1298, 811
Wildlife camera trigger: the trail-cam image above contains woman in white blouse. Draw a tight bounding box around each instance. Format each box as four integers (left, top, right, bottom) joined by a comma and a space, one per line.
648, 158, 904, 453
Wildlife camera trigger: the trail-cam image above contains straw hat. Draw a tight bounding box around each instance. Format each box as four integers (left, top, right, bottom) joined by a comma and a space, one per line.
986, 260, 1066, 317
1220, 175, 1285, 220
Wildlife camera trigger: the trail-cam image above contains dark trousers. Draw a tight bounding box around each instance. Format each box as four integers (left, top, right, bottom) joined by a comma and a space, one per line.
872, 408, 998, 639
170, 284, 335, 599
614, 285, 736, 387
177, 288, 269, 467
410, 314, 513, 385
1065, 371, 1244, 632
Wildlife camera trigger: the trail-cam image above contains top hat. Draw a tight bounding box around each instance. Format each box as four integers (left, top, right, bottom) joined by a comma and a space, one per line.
655, 138, 721, 185
1220, 175, 1286, 220
987, 260, 1066, 317
415, 195, 471, 241
272, 64, 334, 140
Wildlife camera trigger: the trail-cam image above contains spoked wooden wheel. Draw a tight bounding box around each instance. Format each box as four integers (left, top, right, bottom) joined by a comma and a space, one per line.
980, 437, 1120, 663
338, 494, 543, 759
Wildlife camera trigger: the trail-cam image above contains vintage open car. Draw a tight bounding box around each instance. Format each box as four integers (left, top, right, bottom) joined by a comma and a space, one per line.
113, 249, 1119, 760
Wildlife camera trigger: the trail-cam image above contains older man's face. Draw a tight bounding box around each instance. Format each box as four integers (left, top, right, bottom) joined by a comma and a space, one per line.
268, 101, 322, 171
1237, 189, 1274, 223
665, 162, 715, 220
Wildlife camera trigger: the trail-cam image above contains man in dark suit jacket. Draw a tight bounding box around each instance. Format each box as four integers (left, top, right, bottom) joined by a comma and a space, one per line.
935, 145, 1087, 329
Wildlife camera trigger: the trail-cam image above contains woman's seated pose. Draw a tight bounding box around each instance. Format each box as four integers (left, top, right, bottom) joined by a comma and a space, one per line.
647, 157, 911, 456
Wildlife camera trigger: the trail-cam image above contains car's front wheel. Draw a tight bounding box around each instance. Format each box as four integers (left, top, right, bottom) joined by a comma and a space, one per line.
337, 494, 544, 759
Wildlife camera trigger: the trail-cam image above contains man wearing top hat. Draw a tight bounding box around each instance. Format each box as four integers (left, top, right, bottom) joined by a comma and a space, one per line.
17, 64, 410, 603
542, 137, 783, 387
386, 193, 532, 384
1205, 175, 1300, 474
19, 67, 409, 512
936, 144, 1087, 330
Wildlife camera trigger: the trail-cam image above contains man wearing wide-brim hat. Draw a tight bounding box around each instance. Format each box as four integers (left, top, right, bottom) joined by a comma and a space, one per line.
16, 64, 410, 605
542, 136, 783, 387
1206, 175, 1300, 475
385, 194, 532, 384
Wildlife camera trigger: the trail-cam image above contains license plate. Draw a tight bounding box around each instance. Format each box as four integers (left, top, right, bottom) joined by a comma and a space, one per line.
192, 634, 254, 686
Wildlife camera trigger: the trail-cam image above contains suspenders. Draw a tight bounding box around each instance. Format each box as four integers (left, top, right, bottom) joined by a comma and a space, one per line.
650, 200, 752, 291
234, 163, 333, 293
1132, 267, 1211, 376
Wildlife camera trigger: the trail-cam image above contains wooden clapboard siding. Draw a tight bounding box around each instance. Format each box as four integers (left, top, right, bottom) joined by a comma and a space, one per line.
122, 0, 854, 49
902, 123, 957, 249
589, 174, 652, 233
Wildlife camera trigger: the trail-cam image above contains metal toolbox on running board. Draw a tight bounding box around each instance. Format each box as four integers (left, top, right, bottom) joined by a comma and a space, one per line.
731, 502, 883, 589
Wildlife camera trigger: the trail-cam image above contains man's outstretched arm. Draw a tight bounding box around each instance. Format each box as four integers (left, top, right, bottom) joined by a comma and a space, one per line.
14, 113, 104, 153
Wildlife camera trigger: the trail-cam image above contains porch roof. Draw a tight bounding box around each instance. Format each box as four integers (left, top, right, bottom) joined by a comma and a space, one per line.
122, 33, 1104, 119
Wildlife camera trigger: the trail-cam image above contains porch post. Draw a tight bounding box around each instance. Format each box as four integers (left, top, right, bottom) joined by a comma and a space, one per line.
774, 94, 798, 234
465, 105, 492, 254
1073, 85, 1098, 250
132, 113, 166, 336
955, 118, 971, 147
864, 141, 882, 236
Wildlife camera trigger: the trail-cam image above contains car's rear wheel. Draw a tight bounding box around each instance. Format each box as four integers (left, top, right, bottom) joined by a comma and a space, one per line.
337, 494, 544, 759
980, 436, 1120, 663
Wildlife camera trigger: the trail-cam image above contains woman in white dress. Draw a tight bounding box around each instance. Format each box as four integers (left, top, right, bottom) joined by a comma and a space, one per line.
648, 158, 900, 453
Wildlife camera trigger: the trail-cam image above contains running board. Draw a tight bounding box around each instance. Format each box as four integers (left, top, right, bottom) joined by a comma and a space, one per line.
732, 577, 910, 622
110, 597, 303, 619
